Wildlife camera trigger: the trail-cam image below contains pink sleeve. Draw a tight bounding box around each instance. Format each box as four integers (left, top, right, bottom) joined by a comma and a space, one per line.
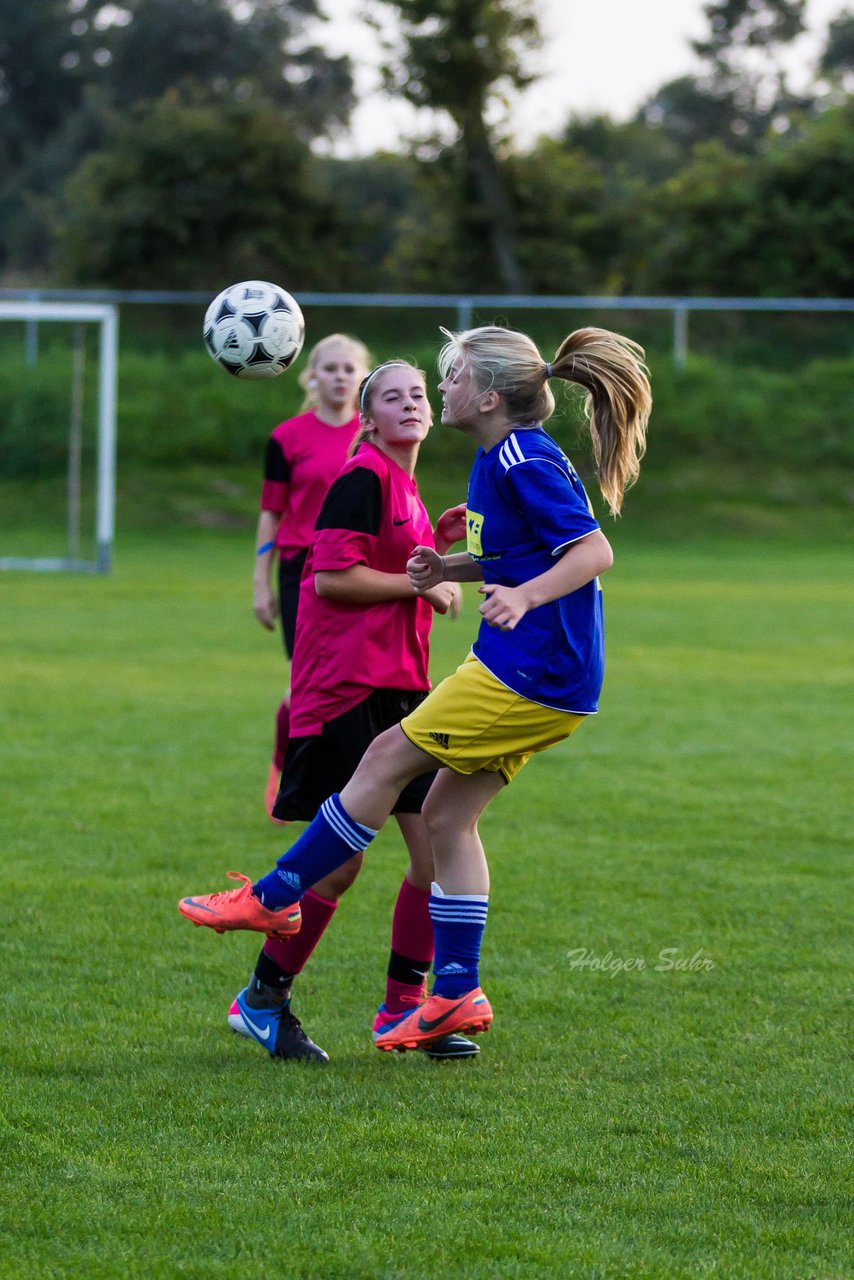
311, 526, 376, 572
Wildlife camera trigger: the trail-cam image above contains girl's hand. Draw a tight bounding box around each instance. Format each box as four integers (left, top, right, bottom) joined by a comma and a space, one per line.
407, 545, 445, 592
253, 583, 277, 631
434, 503, 467, 553
422, 581, 462, 615
478, 582, 530, 631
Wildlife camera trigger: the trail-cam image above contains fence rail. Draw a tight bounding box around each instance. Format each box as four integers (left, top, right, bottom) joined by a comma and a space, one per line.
2, 288, 852, 368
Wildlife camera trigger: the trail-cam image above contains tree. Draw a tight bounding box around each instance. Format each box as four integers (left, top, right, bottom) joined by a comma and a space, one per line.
0, 0, 94, 170
54, 92, 356, 288
99, 0, 353, 139
636, 100, 854, 296
819, 8, 854, 96
0, 0, 354, 275
693, 0, 806, 62
640, 0, 812, 153
369, 0, 541, 291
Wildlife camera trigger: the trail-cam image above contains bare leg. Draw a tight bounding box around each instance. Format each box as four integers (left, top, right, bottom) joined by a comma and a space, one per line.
310, 852, 363, 900
339, 726, 439, 830
393, 812, 434, 892
421, 768, 505, 895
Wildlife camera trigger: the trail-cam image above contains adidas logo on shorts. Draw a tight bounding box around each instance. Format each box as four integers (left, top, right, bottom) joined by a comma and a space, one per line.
429, 732, 450, 750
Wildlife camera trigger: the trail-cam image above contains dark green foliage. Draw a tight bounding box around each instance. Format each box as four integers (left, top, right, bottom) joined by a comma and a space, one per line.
0, 0, 352, 275
647, 354, 854, 469
638, 101, 854, 296
0, 367, 88, 478
370, 0, 544, 291
820, 9, 854, 83
54, 92, 355, 289
96, 0, 353, 132
2, 0, 853, 299
510, 142, 634, 295
317, 154, 424, 285
693, 0, 807, 61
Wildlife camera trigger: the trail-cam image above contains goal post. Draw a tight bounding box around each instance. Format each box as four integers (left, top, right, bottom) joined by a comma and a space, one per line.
0, 300, 118, 574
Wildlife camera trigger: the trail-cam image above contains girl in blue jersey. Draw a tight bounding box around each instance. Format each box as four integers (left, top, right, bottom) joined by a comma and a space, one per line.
180, 324, 651, 1053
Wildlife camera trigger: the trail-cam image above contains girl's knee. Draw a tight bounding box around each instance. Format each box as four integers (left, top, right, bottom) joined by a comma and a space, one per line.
360, 726, 402, 772
422, 791, 452, 843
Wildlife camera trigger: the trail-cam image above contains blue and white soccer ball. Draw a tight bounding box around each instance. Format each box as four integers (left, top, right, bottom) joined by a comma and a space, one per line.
203, 280, 305, 380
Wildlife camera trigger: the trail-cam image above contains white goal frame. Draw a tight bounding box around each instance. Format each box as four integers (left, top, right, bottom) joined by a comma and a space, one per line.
0, 300, 118, 574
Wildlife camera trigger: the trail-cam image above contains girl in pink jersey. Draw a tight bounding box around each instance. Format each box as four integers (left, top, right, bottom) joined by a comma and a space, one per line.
252, 334, 370, 817
228, 360, 476, 1063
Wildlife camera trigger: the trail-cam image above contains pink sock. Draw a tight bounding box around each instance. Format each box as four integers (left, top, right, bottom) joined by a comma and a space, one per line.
263, 887, 337, 975
385, 878, 434, 1016
385, 976, 424, 1015
273, 699, 290, 772
392, 877, 434, 958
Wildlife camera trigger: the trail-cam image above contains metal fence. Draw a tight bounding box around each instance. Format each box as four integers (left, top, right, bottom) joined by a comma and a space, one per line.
2, 288, 852, 368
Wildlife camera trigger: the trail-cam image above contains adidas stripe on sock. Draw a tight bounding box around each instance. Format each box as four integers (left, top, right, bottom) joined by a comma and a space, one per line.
253, 794, 377, 910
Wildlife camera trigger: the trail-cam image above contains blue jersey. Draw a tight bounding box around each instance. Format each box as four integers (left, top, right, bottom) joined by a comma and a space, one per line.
466, 427, 604, 713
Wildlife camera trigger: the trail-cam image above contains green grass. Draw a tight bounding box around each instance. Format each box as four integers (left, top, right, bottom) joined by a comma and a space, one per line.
0, 512, 851, 1278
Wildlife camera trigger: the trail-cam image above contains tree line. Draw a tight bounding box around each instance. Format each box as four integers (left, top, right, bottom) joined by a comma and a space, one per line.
1, 0, 852, 296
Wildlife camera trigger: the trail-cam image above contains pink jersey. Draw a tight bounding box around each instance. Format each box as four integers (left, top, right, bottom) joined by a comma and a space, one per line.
289, 442, 435, 736
260, 410, 361, 560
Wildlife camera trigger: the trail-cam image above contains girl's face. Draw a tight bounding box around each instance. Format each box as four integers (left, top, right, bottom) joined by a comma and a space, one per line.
438, 353, 479, 429
362, 366, 432, 448
311, 342, 367, 413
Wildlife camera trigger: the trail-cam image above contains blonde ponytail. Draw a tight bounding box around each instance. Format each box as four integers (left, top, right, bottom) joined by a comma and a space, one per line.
438, 323, 651, 517
551, 328, 651, 516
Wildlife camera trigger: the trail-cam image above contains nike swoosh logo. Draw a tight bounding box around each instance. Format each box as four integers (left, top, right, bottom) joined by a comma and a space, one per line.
240, 1011, 271, 1042
182, 898, 221, 916
417, 998, 470, 1033
392, 517, 411, 526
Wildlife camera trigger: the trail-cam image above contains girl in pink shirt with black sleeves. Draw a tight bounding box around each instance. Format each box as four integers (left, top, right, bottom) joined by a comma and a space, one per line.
252, 334, 370, 815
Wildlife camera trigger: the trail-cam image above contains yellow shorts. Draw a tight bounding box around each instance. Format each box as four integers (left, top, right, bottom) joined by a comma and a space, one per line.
400, 653, 586, 783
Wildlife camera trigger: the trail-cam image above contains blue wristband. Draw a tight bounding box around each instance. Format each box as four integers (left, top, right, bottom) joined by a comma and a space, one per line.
257, 540, 275, 556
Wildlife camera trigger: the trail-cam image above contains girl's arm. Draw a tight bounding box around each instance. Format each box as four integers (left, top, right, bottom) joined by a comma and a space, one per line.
315, 565, 459, 614
479, 530, 613, 631
408, 546, 484, 589
253, 509, 281, 631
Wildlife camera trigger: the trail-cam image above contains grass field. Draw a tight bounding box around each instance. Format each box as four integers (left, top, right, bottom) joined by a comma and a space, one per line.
1, 506, 851, 1278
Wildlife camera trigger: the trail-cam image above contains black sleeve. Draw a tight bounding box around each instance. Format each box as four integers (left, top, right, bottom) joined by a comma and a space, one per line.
315, 467, 382, 535
264, 435, 290, 483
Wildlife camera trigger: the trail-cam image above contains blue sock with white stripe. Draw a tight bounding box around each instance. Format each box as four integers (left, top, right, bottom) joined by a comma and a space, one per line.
429, 883, 489, 998
253, 794, 377, 909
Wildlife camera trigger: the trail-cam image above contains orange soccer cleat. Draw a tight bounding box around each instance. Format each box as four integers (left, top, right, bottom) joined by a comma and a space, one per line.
178, 872, 301, 940
373, 987, 493, 1053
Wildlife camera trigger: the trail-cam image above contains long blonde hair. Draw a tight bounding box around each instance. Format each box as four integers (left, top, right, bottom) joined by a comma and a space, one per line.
298, 333, 371, 412
438, 325, 651, 516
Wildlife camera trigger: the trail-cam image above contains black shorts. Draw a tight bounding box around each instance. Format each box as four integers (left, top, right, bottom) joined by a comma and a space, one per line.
278, 550, 308, 659
272, 687, 436, 822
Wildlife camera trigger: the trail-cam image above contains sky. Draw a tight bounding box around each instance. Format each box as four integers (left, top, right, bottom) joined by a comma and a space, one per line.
307, 0, 846, 156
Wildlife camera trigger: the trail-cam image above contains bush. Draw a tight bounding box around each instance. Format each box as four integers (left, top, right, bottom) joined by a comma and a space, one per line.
647, 355, 854, 468
1, 341, 852, 479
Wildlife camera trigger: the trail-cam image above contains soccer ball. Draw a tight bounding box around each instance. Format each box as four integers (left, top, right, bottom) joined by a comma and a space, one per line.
203, 280, 305, 380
